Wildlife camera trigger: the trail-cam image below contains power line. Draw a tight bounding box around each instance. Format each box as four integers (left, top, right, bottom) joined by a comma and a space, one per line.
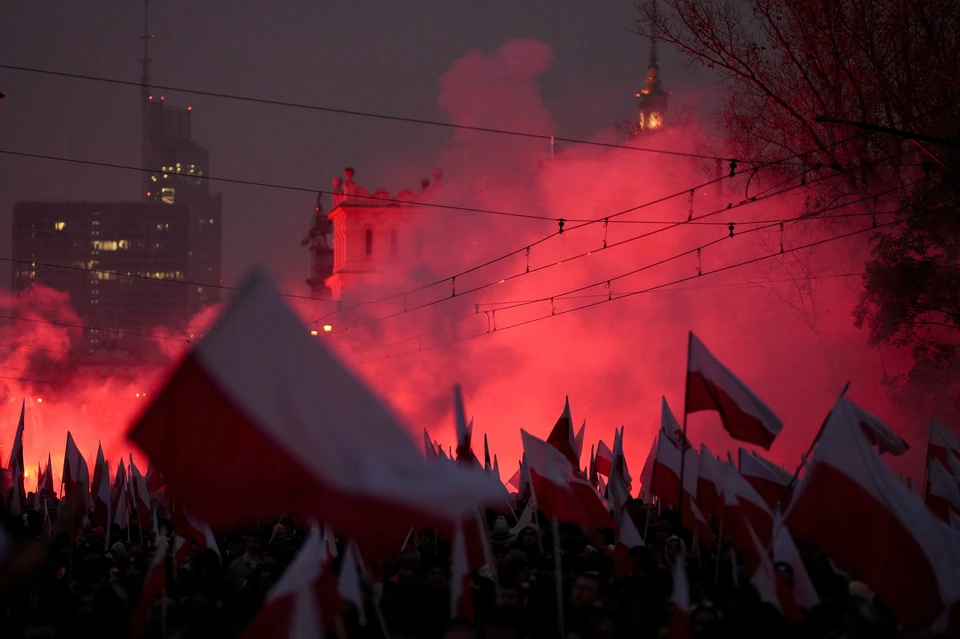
348, 209, 927, 366
340, 177, 921, 358
315, 167, 880, 337
0, 63, 737, 162
0, 314, 190, 344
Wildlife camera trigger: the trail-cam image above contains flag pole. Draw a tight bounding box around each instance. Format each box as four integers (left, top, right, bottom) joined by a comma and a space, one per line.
678, 331, 693, 513
713, 518, 723, 585
551, 516, 565, 638
923, 418, 933, 501
777, 381, 850, 506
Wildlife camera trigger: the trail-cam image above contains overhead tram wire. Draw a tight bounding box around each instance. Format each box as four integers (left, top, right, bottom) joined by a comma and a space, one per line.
0, 314, 190, 345
348, 209, 930, 366
308, 138, 920, 326
0, 63, 733, 162
315, 163, 896, 337
337, 178, 920, 358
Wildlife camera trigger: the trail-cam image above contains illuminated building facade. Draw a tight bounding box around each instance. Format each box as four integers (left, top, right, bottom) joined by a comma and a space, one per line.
304, 167, 440, 300
11, 201, 192, 354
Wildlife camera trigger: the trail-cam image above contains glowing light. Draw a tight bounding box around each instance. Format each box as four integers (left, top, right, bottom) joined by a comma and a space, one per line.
310, 330, 319, 336
323, 325, 333, 333
499, 279, 505, 283
135, 393, 140, 398
54, 221, 66, 231
36, 398, 42, 403
187, 106, 192, 111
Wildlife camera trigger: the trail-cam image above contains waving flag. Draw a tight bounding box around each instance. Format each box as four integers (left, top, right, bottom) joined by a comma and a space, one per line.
842, 398, 909, 456
929, 420, 960, 468
129, 268, 506, 552
685, 332, 783, 449
926, 459, 960, 523
738, 448, 793, 509
547, 397, 579, 467
785, 397, 960, 626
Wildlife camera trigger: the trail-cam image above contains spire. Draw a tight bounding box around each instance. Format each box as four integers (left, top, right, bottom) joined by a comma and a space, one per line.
140, 0, 153, 103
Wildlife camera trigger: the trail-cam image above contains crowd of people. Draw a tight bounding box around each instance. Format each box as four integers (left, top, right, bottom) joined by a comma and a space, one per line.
0, 491, 937, 639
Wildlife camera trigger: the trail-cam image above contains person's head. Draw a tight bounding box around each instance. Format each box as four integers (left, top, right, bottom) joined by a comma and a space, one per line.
518, 527, 539, 549
691, 605, 718, 638
654, 522, 672, 545
570, 571, 601, 609
244, 532, 262, 556
425, 561, 448, 590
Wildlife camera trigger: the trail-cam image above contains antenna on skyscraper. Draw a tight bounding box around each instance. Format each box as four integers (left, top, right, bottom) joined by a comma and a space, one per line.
140, 0, 154, 102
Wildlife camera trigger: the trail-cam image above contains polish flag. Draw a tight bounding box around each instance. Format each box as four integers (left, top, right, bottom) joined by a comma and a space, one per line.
453, 386, 474, 465
128, 268, 507, 552
668, 558, 691, 639
483, 434, 491, 472
688, 499, 716, 548
640, 430, 683, 510
661, 396, 690, 452
717, 458, 774, 548
772, 512, 820, 610
842, 398, 909, 456
144, 463, 165, 496
696, 444, 722, 519
574, 420, 586, 461
685, 332, 783, 450
37, 454, 55, 502
742, 519, 803, 624
569, 476, 617, 532
129, 456, 151, 530
338, 541, 366, 625
613, 506, 645, 577
546, 396, 579, 468
925, 459, 960, 523
595, 440, 614, 478
130, 535, 168, 639
171, 505, 219, 558
63, 432, 94, 516
91, 444, 112, 547
521, 430, 592, 528
7, 462, 21, 516
114, 475, 131, 530
612, 426, 632, 488
785, 397, 960, 625
738, 448, 793, 509
4, 400, 25, 502
928, 419, 960, 469
492, 455, 500, 481
240, 525, 343, 639
110, 459, 128, 518
423, 429, 438, 461
450, 521, 474, 620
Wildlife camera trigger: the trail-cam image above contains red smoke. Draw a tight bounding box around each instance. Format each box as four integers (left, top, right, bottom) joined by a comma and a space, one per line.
0, 38, 928, 492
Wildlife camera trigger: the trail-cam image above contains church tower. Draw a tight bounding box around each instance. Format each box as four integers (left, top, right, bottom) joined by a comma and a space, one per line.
636, 38, 668, 132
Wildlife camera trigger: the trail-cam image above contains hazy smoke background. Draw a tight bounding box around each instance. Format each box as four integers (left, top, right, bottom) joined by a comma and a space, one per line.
0, 37, 924, 488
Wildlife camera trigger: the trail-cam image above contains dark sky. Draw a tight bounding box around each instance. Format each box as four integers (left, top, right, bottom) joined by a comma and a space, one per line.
0, 0, 709, 290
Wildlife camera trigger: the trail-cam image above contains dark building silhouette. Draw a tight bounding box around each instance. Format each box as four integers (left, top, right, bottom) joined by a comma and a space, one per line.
11, 201, 192, 355
636, 40, 668, 132
8, 0, 222, 357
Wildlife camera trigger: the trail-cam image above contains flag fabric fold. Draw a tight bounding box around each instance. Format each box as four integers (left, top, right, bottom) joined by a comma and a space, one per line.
128, 267, 507, 552
546, 396, 579, 468
785, 397, 960, 626
685, 332, 783, 449
738, 448, 793, 509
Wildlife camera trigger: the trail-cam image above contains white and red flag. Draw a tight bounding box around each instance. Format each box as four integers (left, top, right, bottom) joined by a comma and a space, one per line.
685, 332, 783, 450
594, 440, 614, 478
4, 400, 25, 502
450, 521, 474, 620
240, 525, 343, 639
91, 443, 112, 538
716, 457, 774, 549
842, 398, 909, 456
928, 420, 960, 469
785, 397, 960, 626
574, 420, 586, 461
130, 535, 168, 639
37, 454, 55, 502
925, 459, 960, 523
738, 448, 793, 509
128, 268, 507, 552
129, 456, 151, 530
546, 396, 579, 468
613, 506, 646, 578
63, 432, 94, 517
695, 443, 722, 519
338, 541, 366, 625
772, 512, 820, 610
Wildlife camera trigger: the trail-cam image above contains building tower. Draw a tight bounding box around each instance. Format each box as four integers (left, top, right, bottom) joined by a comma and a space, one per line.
305, 168, 439, 301
636, 37, 668, 132
139, 0, 222, 315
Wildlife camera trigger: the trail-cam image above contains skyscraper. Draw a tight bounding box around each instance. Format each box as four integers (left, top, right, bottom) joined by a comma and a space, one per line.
139, 0, 222, 315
